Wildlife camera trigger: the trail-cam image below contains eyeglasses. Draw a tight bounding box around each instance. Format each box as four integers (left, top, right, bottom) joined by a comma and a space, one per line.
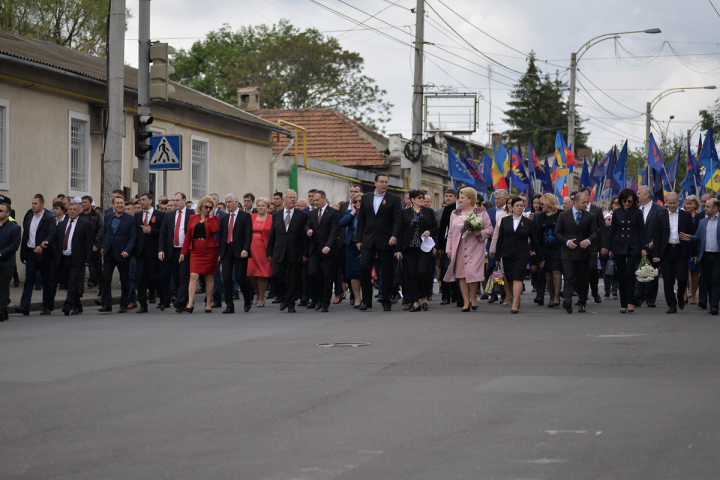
203, 205, 213, 210
538, 203, 544, 207
622, 199, 633, 204
353, 200, 361, 204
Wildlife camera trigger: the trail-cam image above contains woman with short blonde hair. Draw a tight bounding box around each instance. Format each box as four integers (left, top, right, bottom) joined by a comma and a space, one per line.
534, 193, 562, 307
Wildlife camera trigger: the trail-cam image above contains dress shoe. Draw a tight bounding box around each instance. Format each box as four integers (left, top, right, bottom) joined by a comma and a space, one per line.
488, 294, 497, 304
578, 305, 586, 313
678, 299, 685, 310
136, 305, 148, 314
646, 302, 656, 308
511, 310, 518, 314
633, 299, 643, 307
440, 299, 450, 305
359, 304, 368, 311
127, 302, 137, 309
604, 292, 610, 298
298, 300, 308, 307
666, 306, 677, 314
34, 284, 41, 291
211, 301, 222, 308
222, 306, 235, 314
232, 293, 240, 300
244, 303, 252, 313
575, 300, 581, 306
409, 305, 420, 312
321, 306, 328, 312
158, 303, 166, 311
14, 306, 29, 316
38, 309, 51, 315
98, 306, 112, 312
118, 306, 128, 313
480, 293, 488, 300
422, 302, 429, 311
535, 298, 544, 306
698, 301, 707, 310
711, 308, 719, 316
314, 303, 322, 311
94, 299, 103, 306
62, 307, 70, 316
148, 295, 156, 304
563, 299, 573, 314
71, 307, 83, 315
593, 293, 602, 304
272, 299, 281, 304
383, 305, 392, 312
287, 305, 296, 313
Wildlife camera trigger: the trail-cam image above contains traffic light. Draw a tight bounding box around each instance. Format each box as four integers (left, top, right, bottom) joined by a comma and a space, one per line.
149, 42, 176, 102
134, 114, 153, 158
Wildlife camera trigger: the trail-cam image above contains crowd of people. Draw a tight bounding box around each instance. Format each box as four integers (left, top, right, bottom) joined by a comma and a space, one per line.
0, 173, 718, 321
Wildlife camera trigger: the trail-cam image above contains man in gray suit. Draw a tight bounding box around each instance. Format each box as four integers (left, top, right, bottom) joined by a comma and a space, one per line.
634, 185, 663, 307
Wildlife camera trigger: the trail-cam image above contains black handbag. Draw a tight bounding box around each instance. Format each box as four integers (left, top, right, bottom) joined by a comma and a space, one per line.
603, 258, 618, 280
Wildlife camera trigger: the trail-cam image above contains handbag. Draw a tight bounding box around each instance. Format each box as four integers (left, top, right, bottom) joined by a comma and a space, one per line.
603, 258, 618, 280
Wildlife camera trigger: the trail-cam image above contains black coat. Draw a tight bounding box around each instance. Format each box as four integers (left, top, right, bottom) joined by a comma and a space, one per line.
47, 217, 94, 267
555, 208, 599, 262
267, 208, 308, 263
158, 207, 194, 254
588, 204, 609, 251
337, 200, 350, 248
640, 202, 664, 249
305, 206, 340, 256
355, 191, 402, 250
609, 207, 646, 256
495, 215, 543, 263
20, 210, 56, 263
652, 208, 695, 259
397, 206, 439, 253
218, 210, 253, 259
437, 203, 456, 251
133, 209, 165, 258
79, 208, 104, 248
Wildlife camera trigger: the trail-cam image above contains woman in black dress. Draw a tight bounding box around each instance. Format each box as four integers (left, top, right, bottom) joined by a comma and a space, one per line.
494, 197, 545, 313
608, 188, 646, 313
534, 193, 562, 307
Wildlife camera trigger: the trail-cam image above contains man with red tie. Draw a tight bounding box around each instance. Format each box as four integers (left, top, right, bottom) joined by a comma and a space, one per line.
133, 193, 166, 314
159, 192, 194, 312
218, 194, 253, 313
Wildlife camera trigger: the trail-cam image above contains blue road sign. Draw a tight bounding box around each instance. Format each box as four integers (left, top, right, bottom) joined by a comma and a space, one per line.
149, 135, 182, 170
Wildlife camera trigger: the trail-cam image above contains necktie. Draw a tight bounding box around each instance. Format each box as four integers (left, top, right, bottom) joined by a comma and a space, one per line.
318, 208, 322, 225
144, 211, 149, 226
63, 219, 73, 251
174, 211, 182, 246
227, 213, 235, 244
284, 210, 291, 229
575, 211, 581, 225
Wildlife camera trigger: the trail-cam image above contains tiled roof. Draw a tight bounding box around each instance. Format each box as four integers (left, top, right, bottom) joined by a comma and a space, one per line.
0, 30, 290, 135
251, 108, 390, 167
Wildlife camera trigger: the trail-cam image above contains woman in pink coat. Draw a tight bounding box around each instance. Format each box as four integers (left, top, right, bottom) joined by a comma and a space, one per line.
444, 187, 494, 311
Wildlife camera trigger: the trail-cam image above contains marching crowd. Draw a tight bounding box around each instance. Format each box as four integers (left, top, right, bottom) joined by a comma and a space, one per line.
1, 172, 719, 321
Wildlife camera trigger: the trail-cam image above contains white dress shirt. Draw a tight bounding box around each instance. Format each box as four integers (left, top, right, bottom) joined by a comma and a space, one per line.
62, 219, 77, 256
174, 208, 186, 248
640, 202, 651, 224
668, 210, 680, 244
512, 215, 522, 231
706, 216, 719, 253
373, 191, 386, 214
142, 208, 154, 226
27, 211, 44, 248
496, 205, 506, 226
55, 215, 66, 225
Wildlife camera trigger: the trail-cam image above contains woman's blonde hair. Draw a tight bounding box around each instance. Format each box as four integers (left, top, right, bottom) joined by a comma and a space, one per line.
197, 195, 216, 215
540, 193, 558, 212
458, 187, 477, 205
352, 192, 363, 202
684, 195, 700, 211
256, 197, 271, 208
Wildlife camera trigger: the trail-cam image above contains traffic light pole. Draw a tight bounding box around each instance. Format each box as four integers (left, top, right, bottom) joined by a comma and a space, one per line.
103, 0, 126, 208
137, 0, 151, 195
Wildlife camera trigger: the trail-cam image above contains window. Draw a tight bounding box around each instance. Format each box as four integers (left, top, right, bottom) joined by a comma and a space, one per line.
191, 136, 209, 200
69, 111, 91, 195
0, 99, 8, 190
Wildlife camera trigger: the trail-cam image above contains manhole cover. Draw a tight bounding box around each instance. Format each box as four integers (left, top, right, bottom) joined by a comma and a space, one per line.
587, 333, 647, 338
317, 343, 370, 347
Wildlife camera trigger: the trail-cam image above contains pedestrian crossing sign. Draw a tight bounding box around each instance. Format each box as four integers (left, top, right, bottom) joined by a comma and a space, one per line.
149, 135, 182, 170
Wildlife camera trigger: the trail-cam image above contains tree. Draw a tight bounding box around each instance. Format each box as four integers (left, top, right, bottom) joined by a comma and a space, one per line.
172, 20, 393, 132
503, 52, 588, 155
0, 0, 129, 57
699, 98, 720, 145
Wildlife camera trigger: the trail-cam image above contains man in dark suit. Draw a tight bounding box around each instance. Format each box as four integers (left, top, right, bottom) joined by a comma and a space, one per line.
218, 194, 253, 314
683, 197, 720, 314
17, 194, 56, 315
267, 189, 308, 313
305, 190, 340, 312
299, 188, 318, 306
653, 192, 695, 313
356, 173, 402, 311
99, 196, 137, 313
209, 193, 228, 309
159, 192, 194, 312
42, 201, 93, 315
577, 187, 609, 304
0, 199, 21, 321
437, 188, 459, 305
555, 192, 598, 314
635, 185, 663, 307
133, 193, 166, 313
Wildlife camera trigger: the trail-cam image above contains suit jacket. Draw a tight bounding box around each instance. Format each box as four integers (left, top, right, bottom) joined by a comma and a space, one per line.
397, 206, 439, 253
20, 210, 57, 263
608, 207, 645, 256
158, 207, 194, 254
652, 209, 695, 260
689, 214, 720, 263
47, 217, 94, 267
133, 209, 165, 258
338, 200, 350, 248
339, 209, 359, 246
0, 220, 21, 267
640, 202, 663, 249
180, 215, 220, 255
495, 214, 543, 263
588, 204, 609, 251
356, 191, 402, 250
102, 212, 137, 262
437, 203, 457, 251
305, 205, 340, 256
267, 208, 308, 263
218, 210, 253, 258
555, 208, 599, 262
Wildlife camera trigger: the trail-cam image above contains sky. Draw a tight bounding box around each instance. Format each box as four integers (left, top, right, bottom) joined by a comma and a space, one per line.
123, 0, 720, 156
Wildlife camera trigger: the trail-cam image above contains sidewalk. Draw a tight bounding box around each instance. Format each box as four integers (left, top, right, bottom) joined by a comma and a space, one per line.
9, 282, 124, 312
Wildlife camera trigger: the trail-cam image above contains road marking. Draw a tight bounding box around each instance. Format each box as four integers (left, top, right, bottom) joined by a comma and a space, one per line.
545, 430, 586, 435
588, 333, 647, 337
513, 458, 568, 464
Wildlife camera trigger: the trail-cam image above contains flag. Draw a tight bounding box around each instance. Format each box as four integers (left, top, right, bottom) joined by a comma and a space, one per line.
652, 168, 665, 203
678, 190, 686, 209
605, 146, 617, 196
647, 133, 670, 186
612, 141, 628, 196
528, 140, 547, 183
665, 148, 679, 193
510, 146, 530, 191
448, 146, 475, 184
478, 153, 493, 185
589, 155, 599, 180
579, 157, 590, 188
681, 140, 702, 195
554, 130, 576, 181
595, 148, 612, 179
461, 151, 488, 196
700, 126, 720, 191
542, 155, 554, 194
492, 141, 510, 190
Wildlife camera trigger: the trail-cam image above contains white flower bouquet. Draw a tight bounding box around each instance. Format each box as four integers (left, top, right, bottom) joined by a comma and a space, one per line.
636, 256, 659, 283
454, 207, 485, 239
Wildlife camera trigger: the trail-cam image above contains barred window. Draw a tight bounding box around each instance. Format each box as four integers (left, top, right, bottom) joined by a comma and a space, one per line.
69, 112, 91, 195
0, 99, 8, 189
191, 136, 209, 200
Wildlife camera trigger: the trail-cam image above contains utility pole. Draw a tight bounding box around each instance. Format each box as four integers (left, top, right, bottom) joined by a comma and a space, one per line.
103, 0, 126, 208
409, 0, 424, 190
137, 0, 151, 195
645, 101, 652, 185
487, 65, 493, 148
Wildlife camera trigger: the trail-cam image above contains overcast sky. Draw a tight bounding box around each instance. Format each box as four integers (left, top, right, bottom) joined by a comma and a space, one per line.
124, 0, 720, 155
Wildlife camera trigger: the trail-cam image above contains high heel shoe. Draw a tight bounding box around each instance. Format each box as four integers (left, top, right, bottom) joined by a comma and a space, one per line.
422, 302, 429, 311
205, 308, 212, 313
471, 305, 478, 311
184, 306, 194, 314
461, 308, 470, 312
511, 309, 519, 314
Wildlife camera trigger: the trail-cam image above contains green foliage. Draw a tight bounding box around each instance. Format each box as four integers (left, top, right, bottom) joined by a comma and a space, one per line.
503, 52, 588, 155
699, 97, 720, 145
172, 20, 393, 132
0, 0, 130, 57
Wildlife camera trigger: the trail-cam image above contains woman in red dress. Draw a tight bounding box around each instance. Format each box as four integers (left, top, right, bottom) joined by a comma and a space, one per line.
248, 197, 273, 306
179, 195, 219, 313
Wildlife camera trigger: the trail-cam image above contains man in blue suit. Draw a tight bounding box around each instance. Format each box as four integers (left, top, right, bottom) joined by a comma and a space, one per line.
99, 195, 137, 313
682, 197, 720, 315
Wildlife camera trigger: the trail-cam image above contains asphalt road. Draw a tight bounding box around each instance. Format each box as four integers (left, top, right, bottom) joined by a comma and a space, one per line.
1, 286, 719, 479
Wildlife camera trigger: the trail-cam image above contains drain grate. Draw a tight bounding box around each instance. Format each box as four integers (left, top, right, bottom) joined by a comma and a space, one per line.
588, 333, 647, 338
317, 343, 370, 347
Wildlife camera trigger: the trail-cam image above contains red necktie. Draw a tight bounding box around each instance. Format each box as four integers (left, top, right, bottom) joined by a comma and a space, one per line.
144, 211, 149, 226
174, 211, 182, 246
227, 213, 235, 244
63, 219, 73, 251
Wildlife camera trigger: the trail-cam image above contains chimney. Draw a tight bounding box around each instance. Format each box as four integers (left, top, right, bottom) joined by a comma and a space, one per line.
491, 133, 502, 149
237, 87, 260, 110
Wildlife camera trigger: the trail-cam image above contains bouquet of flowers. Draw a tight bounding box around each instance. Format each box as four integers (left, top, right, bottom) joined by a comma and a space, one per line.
636, 256, 659, 283
454, 208, 485, 239
485, 265, 505, 294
